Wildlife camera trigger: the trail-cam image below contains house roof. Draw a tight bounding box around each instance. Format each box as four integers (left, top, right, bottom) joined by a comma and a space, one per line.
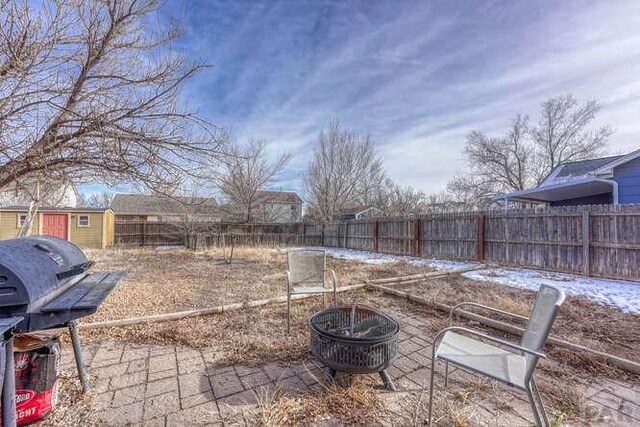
495, 178, 614, 203
551, 155, 624, 180
540, 154, 624, 186
254, 191, 302, 204
111, 193, 218, 215
495, 151, 640, 203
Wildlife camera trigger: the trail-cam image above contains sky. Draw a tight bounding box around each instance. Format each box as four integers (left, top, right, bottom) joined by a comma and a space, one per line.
81, 0, 640, 197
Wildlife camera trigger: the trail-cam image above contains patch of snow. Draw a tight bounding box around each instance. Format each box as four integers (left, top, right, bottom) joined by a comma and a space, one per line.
288, 246, 640, 313
463, 268, 640, 314
291, 247, 477, 271
155, 245, 185, 250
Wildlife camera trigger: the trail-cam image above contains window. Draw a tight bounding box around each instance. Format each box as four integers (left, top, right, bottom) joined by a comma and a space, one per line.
77, 215, 90, 227
17, 214, 27, 228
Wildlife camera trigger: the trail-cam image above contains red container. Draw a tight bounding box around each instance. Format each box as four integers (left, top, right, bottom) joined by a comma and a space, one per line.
12, 336, 61, 425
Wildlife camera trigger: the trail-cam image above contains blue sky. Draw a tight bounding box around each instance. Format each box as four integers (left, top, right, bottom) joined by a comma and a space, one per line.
82, 0, 640, 197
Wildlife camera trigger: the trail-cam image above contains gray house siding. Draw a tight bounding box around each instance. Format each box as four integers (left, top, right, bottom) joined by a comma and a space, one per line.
613, 156, 640, 204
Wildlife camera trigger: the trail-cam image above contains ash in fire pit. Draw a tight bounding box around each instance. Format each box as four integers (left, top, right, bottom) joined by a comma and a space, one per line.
309, 305, 400, 390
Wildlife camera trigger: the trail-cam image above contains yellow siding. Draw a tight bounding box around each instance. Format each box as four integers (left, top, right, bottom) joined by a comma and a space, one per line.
104, 210, 115, 247
69, 212, 104, 248
0, 211, 40, 240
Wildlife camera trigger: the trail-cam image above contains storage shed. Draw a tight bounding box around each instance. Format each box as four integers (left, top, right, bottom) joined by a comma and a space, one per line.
0, 207, 115, 249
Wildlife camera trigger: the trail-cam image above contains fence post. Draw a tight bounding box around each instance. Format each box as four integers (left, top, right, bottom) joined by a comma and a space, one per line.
321, 223, 325, 247
372, 220, 379, 253
413, 218, 421, 257
476, 214, 485, 261
582, 211, 590, 277
141, 221, 147, 247
343, 222, 348, 248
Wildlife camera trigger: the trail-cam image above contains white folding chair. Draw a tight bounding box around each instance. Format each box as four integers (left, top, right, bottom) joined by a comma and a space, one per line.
286, 249, 337, 333
428, 285, 566, 426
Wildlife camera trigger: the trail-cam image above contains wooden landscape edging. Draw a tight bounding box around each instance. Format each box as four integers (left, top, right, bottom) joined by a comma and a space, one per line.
46, 283, 367, 333
366, 265, 486, 286
43, 263, 639, 375
368, 283, 640, 375
44, 267, 480, 333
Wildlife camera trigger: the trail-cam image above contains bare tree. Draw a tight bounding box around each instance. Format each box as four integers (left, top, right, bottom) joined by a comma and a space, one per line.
0, 0, 227, 212
80, 191, 115, 208
445, 174, 495, 210
531, 94, 612, 183
303, 120, 384, 221
216, 140, 291, 223
464, 114, 532, 193
451, 94, 612, 206
383, 180, 427, 217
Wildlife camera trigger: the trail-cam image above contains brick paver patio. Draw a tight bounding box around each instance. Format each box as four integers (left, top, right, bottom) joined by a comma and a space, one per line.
57, 305, 639, 426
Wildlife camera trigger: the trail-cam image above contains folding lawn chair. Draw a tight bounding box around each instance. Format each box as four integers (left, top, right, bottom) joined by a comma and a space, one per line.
286, 249, 337, 333
428, 284, 566, 427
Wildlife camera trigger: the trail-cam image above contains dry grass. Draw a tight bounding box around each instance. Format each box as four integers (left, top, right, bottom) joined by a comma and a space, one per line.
81, 289, 394, 367
396, 274, 640, 368
69, 246, 639, 426
83, 246, 433, 323
227, 377, 384, 426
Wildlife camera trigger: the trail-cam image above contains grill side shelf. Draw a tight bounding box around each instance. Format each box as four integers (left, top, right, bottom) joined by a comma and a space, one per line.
41, 271, 125, 312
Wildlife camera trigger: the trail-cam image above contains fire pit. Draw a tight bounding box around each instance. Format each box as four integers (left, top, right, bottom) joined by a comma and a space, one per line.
309, 305, 400, 390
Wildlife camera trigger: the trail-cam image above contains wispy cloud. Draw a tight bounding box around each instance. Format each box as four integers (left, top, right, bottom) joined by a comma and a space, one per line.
160, 0, 640, 195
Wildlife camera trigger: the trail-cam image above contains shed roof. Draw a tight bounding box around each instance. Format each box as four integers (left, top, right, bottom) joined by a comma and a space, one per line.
0, 206, 112, 213
111, 193, 218, 215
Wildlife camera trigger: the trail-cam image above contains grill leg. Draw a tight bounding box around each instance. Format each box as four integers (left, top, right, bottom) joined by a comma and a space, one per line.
2, 338, 17, 427
379, 370, 396, 391
68, 321, 90, 393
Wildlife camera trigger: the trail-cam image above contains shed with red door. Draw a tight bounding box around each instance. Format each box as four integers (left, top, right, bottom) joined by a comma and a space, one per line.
0, 207, 115, 248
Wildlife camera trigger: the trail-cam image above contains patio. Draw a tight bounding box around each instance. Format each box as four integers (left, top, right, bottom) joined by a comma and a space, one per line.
48, 293, 639, 426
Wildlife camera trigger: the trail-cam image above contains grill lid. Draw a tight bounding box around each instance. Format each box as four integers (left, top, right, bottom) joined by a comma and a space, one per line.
0, 236, 124, 333
0, 236, 90, 309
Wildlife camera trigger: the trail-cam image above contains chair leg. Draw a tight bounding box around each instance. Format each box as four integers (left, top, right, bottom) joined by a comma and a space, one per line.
428, 347, 437, 425
333, 288, 337, 306
444, 361, 449, 388
531, 378, 549, 426
526, 383, 544, 427
287, 292, 291, 334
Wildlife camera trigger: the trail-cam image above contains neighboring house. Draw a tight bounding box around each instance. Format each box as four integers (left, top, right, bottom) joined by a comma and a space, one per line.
253, 191, 303, 223
495, 150, 640, 206
111, 193, 220, 222
333, 207, 385, 221
0, 180, 78, 208
0, 206, 115, 248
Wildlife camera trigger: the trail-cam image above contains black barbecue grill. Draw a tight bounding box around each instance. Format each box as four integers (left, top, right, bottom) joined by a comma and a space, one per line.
0, 236, 124, 426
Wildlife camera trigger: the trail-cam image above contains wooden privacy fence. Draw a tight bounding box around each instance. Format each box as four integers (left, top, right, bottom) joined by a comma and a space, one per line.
115, 221, 320, 248
114, 204, 640, 281
297, 204, 640, 282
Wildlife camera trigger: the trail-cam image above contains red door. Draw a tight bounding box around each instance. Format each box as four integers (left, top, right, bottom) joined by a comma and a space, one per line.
42, 214, 68, 240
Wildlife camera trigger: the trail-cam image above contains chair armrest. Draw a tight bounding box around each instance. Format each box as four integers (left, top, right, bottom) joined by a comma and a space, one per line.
449, 302, 529, 326
434, 326, 547, 359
